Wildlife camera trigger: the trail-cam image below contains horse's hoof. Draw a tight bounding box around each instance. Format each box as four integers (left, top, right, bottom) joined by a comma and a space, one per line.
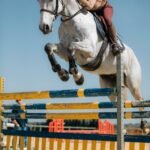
58, 69, 70, 81
75, 74, 84, 85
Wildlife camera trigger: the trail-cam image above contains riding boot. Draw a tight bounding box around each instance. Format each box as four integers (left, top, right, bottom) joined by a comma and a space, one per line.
107, 24, 122, 55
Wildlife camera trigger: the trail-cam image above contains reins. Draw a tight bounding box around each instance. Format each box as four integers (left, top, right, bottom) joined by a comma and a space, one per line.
61, 7, 85, 22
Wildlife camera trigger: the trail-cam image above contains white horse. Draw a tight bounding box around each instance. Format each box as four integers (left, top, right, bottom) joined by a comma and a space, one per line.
38, 0, 142, 101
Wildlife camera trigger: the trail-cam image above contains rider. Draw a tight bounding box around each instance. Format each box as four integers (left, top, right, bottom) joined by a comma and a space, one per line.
78, 0, 121, 55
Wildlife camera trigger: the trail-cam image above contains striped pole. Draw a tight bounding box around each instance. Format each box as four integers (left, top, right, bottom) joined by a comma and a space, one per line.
3, 130, 150, 143
3, 100, 150, 110
3, 111, 150, 119
0, 88, 116, 100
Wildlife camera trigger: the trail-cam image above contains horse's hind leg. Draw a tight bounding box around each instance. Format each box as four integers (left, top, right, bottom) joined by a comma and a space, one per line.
126, 68, 144, 111
99, 75, 117, 101
44, 43, 69, 81
126, 75, 143, 101
99, 75, 128, 101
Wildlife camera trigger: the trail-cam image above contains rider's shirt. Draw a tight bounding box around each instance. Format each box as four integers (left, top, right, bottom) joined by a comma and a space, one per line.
79, 0, 107, 11
91, 0, 107, 10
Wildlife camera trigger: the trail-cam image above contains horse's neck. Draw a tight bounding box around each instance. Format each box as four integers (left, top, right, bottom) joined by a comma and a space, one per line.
62, 0, 82, 17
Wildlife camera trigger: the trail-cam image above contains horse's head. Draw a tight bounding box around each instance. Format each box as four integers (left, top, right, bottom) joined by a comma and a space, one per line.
38, 0, 85, 34
38, 0, 64, 34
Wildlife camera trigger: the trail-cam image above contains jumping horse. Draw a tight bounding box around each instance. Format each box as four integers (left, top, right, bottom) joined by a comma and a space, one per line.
38, 0, 142, 101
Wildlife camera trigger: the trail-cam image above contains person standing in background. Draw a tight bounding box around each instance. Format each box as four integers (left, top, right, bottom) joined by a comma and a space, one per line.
11, 99, 28, 147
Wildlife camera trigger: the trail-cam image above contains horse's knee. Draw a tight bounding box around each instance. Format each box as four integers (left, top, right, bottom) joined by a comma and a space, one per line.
44, 43, 57, 54
45, 43, 51, 54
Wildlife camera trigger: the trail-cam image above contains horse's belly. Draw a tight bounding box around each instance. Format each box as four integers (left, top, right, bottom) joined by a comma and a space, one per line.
98, 65, 116, 75
88, 56, 117, 75
91, 48, 130, 75
90, 65, 116, 75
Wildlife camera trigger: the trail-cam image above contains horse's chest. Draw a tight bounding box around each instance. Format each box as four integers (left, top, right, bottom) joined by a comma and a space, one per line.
59, 23, 88, 43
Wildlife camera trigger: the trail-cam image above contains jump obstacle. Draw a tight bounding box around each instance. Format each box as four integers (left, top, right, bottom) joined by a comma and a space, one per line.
0, 55, 150, 150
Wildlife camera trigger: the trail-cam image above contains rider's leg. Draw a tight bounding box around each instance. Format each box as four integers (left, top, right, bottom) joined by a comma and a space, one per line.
103, 3, 121, 55
107, 23, 121, 54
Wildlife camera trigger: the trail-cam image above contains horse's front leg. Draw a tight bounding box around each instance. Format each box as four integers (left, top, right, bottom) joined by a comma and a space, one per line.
45, 43, 69, 81
68, 40, 95, 85
68, 54, 84, 85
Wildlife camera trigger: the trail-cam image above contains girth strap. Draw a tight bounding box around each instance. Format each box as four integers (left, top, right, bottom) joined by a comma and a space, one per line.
93, 13, 106, 40
80, 38, 108, 71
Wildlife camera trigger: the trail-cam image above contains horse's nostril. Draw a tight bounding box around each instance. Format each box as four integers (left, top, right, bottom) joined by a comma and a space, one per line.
39, 24, 51, 34
39, 24, 52, 34
44, 24, 49, 31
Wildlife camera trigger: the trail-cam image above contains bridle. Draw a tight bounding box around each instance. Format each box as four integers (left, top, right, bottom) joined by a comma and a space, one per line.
40, 0, 60, 18
40, 0, 84, 22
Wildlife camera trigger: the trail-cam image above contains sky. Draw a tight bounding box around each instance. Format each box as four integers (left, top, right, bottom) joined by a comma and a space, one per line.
0, 0, 150, 106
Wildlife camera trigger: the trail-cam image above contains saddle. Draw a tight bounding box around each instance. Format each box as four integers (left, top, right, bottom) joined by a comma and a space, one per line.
93, 13, 108, 40
93, 13, 124, 49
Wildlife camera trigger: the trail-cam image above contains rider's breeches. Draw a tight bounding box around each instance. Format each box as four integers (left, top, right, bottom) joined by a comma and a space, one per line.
103, 3, 113, 27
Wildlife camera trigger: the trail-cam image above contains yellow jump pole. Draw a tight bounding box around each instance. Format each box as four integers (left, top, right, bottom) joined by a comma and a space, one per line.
0, 77, 4, 149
